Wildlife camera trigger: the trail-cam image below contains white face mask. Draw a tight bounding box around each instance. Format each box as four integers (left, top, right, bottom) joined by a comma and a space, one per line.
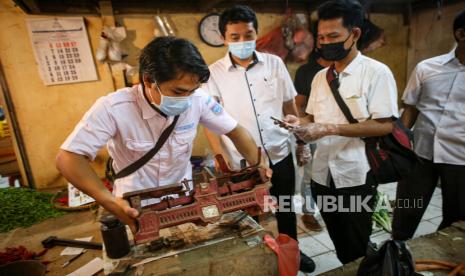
148, 82, 192, 116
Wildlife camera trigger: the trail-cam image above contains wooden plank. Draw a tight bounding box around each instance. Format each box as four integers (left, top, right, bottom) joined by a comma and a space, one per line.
99, 1, 115, 27
99, 1, 126, 89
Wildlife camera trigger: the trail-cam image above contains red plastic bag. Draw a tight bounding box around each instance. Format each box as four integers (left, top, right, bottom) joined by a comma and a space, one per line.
264, 234, 300, 276
256, 27, 289, 60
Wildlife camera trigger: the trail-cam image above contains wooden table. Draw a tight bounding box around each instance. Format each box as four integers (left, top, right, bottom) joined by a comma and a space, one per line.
1, 210, 279, 276
103, 212, 278, 276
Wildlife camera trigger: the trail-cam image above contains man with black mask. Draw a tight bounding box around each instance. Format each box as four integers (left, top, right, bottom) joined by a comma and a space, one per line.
283, 0, 398, 264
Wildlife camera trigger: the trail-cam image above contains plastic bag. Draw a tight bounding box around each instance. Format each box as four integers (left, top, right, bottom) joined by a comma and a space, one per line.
256, 27, 289, 60
357, 240, 416, 276
264, 234, 300, 276
96, 26, 127, 62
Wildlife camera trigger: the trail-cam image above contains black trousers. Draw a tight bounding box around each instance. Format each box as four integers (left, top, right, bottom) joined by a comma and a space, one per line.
269, 154, 297, 240
392, 157, 465, 240
311, 173, 377, 264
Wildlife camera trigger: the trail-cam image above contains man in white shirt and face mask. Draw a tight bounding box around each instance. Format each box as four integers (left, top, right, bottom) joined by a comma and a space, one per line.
202, 5, 316, 273
56, 37, 270, 234
283, 0, 398, 265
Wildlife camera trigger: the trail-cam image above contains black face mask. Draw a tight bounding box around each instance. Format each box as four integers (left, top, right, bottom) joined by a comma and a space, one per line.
317, 33, 354, 61
313, 47, 322, 60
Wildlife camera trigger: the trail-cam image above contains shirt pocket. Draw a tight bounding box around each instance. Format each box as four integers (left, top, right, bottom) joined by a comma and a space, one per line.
125, 139, 154, 152
258, 76, 279, 102
170, 129, 196, 155
264, 77, 278, 89
420, 74, 455, 104
158, 129, 196, 180
341, 90, 369, 121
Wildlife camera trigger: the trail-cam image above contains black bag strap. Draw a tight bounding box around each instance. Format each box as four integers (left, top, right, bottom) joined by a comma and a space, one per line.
112, 115, 180, 180
325, 65, 359, 124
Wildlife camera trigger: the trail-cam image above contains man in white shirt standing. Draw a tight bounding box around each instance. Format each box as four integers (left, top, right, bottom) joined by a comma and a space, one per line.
392, 9, 465, 240
203, 5, 315, 273
56, 37, 269, 233
284, 0, 398, 264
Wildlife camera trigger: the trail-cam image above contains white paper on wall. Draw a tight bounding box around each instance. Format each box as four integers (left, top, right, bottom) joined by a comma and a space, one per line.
26, 17, 98, 86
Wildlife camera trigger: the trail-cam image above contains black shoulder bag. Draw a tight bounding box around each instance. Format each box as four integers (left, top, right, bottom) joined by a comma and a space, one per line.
105, 115, 180, 183
326, 65, 417, 184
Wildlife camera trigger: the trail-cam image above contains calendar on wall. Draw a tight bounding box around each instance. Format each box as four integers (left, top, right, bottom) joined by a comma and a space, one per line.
26, 17, 98, 86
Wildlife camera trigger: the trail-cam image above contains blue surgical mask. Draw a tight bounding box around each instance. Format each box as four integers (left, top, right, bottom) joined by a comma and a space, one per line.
228, 40, 256, 60
148, 82, 192, 116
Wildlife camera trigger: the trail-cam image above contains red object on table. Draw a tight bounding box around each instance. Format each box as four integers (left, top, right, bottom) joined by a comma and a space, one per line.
0, 246, 49, 265
264, 234, 300, 276
123, 149, 272, 245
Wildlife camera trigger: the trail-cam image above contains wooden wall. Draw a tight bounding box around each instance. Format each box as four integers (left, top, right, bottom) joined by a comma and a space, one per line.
1, 0, 454, 189
406, 1, 465, 82
0, 1, 290, 189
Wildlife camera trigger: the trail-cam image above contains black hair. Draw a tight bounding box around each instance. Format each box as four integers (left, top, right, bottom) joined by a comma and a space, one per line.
453, 9, 465, 41
309, 20, 321, 60
317, 0, 365, 31
219, 5, 258, 37
357, 19, 383, 51
311, 20, 319, 47
139, 36, 210, 85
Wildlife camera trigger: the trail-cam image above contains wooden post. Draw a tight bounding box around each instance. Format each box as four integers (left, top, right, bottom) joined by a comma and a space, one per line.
99, 0, 126, 89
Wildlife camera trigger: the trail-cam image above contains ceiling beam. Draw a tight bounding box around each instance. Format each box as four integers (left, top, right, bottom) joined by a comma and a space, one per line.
12, 0, 465, 15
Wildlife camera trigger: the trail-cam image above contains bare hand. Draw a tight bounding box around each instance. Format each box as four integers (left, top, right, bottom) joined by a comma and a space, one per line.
262, 164, 273, 179
114, 197, 139, 234
264, 167, 273, 178
258, 159, 273, 179
283, 114, 300, 125
274, 115, 301, 130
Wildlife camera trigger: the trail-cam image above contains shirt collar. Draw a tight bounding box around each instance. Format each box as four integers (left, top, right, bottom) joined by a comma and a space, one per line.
223, 51, 262, 71
441, 48, 457, 65
341, 51, 363, 76
136, 84, 166, 120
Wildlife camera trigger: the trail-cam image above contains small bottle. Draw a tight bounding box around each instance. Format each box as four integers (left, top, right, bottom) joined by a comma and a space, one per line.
100, 214, 130, 259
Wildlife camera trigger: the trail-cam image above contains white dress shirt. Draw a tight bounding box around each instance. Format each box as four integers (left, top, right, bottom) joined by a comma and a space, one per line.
403, 49, 465, 165
61, 85, 237, 197
203, 51, 297, 169
306, 52, 399, 188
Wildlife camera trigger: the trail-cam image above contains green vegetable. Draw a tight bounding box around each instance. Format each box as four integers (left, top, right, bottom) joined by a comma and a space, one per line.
0, 187, 65, 232
372, 191, 392, 233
